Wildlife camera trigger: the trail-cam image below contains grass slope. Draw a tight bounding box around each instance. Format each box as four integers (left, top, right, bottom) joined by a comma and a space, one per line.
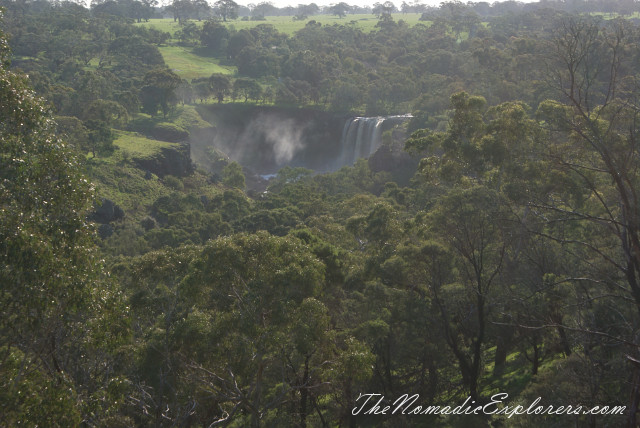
87, 156, 223, 222
89, 106, 222, 221
113, 130, 180, 159
128, 105, 212, 135
86, 157, 168, 217
159, 46, 236, 80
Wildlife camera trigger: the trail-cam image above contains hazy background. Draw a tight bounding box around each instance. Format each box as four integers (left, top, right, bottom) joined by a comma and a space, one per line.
252, 0, 537, 7
157, 0, 540, 10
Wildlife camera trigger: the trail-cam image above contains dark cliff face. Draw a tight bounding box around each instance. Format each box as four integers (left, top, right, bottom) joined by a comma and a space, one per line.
368, 131, 419, 187
193, 105, 345, 174
134, 143, 194, 178
188, 105, 417, 183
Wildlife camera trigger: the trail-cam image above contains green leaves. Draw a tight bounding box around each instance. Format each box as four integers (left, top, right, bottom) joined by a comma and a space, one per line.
0, 17, 121, 425
140, 67, 182, 118
222, 161, 246, 189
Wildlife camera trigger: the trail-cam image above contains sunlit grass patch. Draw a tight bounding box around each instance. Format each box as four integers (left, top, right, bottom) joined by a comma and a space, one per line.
158, 46, 236, 80
481, 349, 533, 399
113, 130, 179, 159
138, 13, 427, 36
128, 105, 211, 134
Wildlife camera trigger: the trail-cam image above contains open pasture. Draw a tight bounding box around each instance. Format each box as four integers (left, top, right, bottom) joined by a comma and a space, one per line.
137, 13, 426, 36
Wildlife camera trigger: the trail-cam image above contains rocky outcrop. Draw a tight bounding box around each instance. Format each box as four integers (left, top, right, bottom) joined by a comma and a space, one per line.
193, 104, 344, 174
90, 198, 124, 240
149, 123, 190, 142
134, 143, 194, 178
91, 198, 125, 224
368, 130, 419, 186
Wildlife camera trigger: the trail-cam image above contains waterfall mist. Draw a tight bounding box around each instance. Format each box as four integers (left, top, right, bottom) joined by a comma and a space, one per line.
190, 105, 412, 176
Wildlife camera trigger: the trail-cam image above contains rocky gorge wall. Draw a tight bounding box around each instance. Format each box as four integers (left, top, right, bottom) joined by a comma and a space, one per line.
133, 143, 194, 178
193, 105, 346, 174
192, 105, 415, 177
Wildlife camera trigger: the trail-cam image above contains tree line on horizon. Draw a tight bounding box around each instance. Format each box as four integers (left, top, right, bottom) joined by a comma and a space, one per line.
87, 0, 640, 24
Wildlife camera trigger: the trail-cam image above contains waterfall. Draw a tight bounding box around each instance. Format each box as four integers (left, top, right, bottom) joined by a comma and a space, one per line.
339, 115, 411, 166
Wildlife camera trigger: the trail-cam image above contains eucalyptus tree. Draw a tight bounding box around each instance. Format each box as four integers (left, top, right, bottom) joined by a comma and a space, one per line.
209, 73, 232, 103
200, 19, 231, 52
180, 233, 330, 427
329, 2, 350, 18
140, 67, 182, 118
0, 16, 125, 425
427, 187, 515, 401
215, 0, 238, 21
372, 1, 395, 18
536, 17, 640, 425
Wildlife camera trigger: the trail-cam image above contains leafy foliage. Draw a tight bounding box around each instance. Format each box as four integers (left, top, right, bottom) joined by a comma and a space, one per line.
0, 14, 125, 425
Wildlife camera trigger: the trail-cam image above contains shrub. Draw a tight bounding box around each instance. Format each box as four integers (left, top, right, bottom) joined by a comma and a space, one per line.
164, 175, 184, 191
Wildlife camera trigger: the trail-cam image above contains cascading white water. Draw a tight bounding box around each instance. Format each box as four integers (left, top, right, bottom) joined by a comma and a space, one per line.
339, 115, 411, 166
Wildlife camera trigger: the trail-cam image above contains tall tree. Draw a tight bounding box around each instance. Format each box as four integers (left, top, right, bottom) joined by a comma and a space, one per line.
209, 73, 232, 103
0, 15, 120, 425
372, 1, 395, 18
200, 19, 231, 52
538, 17, 640, 425
140, 67, 182, 118
427, 186, 512, 401
180, 233, 326, 427
215, 0, 238, 21
329, 2, 350, 18
233, 77, 263, 102
170, 0, 193, 23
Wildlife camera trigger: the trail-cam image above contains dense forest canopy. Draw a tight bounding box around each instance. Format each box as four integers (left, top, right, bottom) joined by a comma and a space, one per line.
3, 0, 640, 426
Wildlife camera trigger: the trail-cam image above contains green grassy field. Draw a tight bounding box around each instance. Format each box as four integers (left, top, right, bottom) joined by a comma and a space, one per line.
158, 46, 236, 79
140, 14, 427, 80
129, 105, 212, 133
590, 11, 640, 19
137, 13, 426, 36
113, 130, 180, 158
